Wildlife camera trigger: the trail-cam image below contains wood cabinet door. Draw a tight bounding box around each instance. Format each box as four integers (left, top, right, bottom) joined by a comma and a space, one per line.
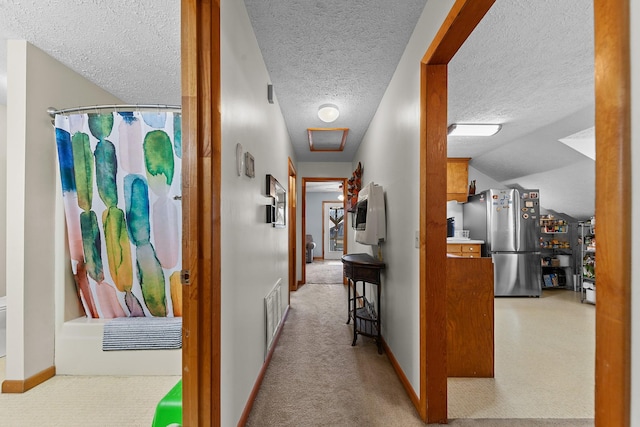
446, 158, 470, 195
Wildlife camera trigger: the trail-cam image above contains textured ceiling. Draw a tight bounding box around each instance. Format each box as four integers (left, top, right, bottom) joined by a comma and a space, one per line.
244, 0, 428, 162
447, 0, 595, 219
0, 0, 181, 106
0, 1, 595, 218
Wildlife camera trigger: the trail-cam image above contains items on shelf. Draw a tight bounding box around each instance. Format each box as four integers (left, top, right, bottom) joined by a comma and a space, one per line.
578, 218, 596, 304
539, 238, 571, 249
583, 253, 595, 279
539, 214, 568, 233
543, 273, 561, 288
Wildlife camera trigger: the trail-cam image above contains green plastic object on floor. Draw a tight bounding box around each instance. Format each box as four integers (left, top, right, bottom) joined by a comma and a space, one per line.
152, 379, 182, 427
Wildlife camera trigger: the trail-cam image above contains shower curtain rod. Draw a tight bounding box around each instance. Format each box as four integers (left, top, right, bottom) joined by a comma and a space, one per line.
47, 104, 181, 118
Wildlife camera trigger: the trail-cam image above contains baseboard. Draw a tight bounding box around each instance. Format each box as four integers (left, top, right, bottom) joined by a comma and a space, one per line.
237, 305, 290, 426
382, 337, 421, 413
2, 365, 56, 393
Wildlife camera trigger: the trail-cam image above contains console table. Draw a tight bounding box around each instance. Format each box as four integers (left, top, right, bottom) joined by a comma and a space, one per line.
341, 253, 386, 354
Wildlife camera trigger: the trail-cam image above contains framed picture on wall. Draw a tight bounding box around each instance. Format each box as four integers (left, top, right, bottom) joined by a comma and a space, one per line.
245, 152, 255, 178
266, 174, 286, 228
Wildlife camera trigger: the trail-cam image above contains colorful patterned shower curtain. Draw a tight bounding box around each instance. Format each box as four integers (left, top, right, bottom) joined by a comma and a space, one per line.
55, 111, 182, 318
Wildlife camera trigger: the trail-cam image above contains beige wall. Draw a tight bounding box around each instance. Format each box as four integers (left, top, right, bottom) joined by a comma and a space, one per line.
220, 2, 296, 424
0, 104, 6, 297
5, 40, 122, 381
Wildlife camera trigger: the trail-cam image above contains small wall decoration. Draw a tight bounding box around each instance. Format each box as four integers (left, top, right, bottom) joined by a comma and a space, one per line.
266, 174, 286, 228
347, 162, 363, 210
245, 152, 255, 178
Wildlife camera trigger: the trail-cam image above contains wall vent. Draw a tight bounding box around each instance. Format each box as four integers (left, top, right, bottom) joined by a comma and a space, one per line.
265, 279, 283, 358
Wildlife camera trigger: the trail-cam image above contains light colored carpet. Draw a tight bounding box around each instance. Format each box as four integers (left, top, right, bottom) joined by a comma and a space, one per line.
246, 283, 426, 426
0, 357, 180, 426
305, 259, 344, 284
246, 284, 594, 426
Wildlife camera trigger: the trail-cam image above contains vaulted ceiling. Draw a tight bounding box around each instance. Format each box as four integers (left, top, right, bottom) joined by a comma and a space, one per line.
0, 0, 595, 219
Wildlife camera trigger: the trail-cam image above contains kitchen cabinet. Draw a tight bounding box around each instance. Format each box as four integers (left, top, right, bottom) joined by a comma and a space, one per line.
447, 157, 471, 202
447, 257, 494, 377
447, 243, 481, 258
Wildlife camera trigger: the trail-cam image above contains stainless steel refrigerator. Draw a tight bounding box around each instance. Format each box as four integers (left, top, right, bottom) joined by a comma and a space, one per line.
463, 189, 542, 297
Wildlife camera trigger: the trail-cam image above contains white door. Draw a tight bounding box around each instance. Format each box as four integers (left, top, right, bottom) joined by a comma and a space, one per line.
324, 203, 344, 260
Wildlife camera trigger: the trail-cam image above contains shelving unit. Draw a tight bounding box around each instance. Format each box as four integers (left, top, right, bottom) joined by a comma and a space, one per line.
539, 215, 574, 290
578, 221, 596, 304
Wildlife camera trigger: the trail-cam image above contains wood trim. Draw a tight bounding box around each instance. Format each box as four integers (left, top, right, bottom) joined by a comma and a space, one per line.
307, 128, 349, 152
237, 306, 290, 426
422, 0, 496, 65
301, 179, 307, 287
419, 62, 448, 424
181, 0, 221, 425
288, 158, 297, 295
594, 0, 631, 425
419, 0, 495, 423
381, 338, 420, 411
1, 366, 56, 393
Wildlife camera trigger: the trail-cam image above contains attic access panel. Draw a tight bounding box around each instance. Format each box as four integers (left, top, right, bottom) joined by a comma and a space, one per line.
307, 128, 349, 152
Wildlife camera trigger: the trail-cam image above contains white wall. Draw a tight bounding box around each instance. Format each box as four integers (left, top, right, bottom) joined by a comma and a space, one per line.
5, 41, 123, 381
469, 164, 507, 193
630, 1, 639, 424
0, 104, 6, 297
220, 2, 296, 424
350, 0, 455, 394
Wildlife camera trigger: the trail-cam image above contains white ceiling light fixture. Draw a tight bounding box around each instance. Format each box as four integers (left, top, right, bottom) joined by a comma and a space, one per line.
318, 103, 340, 123
447, 123, 502, 137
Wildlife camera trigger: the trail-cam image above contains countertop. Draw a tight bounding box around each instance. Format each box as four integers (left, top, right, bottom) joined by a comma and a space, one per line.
446, 238, 485, 244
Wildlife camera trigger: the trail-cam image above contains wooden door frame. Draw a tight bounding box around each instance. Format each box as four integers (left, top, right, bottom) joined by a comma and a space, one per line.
419, 0, 630, 424
301, 177, 348, 286
288, 158, 297, 298
593, 1, 630, 424
181, 0, 221, 425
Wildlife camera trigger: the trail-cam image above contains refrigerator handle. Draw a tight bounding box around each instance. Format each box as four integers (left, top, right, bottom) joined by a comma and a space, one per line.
513, 190, 522, 250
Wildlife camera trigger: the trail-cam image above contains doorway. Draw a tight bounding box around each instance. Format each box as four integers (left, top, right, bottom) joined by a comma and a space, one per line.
301, 177, 348, 286
419, 0, 630, 424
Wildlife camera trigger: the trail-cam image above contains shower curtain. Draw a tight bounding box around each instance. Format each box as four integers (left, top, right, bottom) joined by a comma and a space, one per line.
55, 111, 182, 318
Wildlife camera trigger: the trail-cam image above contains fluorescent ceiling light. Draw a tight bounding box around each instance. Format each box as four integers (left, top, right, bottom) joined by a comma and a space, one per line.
318, 104, 340, 123
447, 123, 502, 137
